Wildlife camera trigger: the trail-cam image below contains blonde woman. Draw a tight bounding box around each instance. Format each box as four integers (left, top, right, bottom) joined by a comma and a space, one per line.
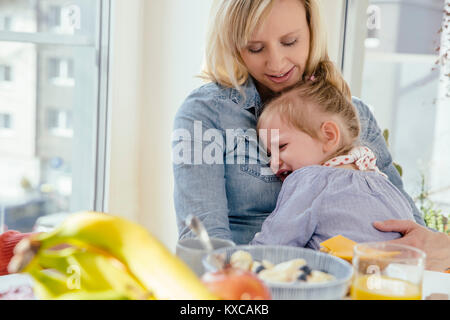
172, 0, 425, 246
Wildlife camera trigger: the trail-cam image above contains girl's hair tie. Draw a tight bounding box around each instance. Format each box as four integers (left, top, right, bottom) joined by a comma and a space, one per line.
309, 75, 316, 82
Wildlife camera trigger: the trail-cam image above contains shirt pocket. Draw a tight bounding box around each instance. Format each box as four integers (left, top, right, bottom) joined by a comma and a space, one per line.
233, 133, 279, 183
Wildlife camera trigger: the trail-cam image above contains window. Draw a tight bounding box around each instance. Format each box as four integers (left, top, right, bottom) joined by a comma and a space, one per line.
0, 65, 12, 82
47, 109, 73, 137
0, 0, 111, 232
0, 15, 12, 31
47, 6, 62, 29
343, 0, 450, 225
47, 57, 75, 86
0, 113, 12, 129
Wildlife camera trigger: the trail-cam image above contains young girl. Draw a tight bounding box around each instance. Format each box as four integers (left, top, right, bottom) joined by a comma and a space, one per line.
250, 62, 416, 248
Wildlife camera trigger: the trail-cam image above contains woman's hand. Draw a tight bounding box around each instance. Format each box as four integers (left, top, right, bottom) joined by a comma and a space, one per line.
373, 220, 450, 272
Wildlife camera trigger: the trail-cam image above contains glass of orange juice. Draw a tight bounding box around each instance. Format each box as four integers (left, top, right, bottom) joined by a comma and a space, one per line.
351, 242, 426, 300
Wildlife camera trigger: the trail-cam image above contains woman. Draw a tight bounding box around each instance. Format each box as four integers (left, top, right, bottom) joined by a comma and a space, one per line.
173, 0, 425, 246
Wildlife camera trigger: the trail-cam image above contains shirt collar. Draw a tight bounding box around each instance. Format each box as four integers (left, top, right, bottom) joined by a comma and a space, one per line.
228, 76, 263, 118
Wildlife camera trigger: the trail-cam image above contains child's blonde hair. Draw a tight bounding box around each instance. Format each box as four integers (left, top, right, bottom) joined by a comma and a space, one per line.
201, 0, 351, 100
257, 61, 360, 159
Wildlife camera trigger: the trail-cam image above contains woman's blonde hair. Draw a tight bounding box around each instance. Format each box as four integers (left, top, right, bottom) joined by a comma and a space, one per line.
257, 61, 360, 159
200, 0, 351, 99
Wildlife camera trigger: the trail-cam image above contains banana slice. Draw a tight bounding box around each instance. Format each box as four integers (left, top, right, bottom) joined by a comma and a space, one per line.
258, 259, 307, 283
307, 270, 335, 283
230, 251, 334, 285
230, 250, 253, 271
261, 259, 275, 269
258, 267, 290, 283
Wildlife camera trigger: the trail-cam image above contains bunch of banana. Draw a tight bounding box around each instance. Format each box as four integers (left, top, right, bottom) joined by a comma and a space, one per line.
9, 211, 218, 300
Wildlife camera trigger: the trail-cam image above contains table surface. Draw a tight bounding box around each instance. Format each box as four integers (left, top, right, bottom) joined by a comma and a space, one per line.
1, 270, 448, 300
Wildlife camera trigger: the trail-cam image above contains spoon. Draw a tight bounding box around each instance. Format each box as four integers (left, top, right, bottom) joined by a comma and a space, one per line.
184, 214, 226, 270
185, 214, 214, 251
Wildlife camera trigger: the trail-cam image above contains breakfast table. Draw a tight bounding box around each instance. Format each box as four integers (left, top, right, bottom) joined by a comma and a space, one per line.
0, 270, 448, 300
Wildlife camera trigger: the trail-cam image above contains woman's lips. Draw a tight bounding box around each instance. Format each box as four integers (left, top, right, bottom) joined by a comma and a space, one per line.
266, 66, 296, 84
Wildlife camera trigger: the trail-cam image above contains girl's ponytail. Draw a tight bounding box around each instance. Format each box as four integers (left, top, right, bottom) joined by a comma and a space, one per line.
307, 60, 352, 101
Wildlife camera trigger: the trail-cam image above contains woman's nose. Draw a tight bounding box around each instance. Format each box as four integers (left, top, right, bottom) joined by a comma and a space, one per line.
266, 48, 285, 73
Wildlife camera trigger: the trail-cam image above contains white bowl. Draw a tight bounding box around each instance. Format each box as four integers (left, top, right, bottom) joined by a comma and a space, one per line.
203, 245, 353, 300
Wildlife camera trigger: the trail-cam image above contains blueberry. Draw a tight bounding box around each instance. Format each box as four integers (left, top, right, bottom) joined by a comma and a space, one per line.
297, 273, 307, 281
299, 265, 311, 275
255, 265, 265, 273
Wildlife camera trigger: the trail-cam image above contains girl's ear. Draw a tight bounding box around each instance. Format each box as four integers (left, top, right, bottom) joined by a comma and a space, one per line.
320, 121, 340, 154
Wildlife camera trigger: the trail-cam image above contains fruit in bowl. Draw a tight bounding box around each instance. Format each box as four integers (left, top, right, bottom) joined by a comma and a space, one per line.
203, 245, 354, 300
201, 267, 272, 300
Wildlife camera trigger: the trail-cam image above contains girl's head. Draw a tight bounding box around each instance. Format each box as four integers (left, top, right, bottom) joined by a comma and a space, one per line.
202, 0, 350, 99
257, 61, 360, 180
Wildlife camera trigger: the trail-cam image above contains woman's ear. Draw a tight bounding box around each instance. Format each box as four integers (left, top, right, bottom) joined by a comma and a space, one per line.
320, 121, 340, 154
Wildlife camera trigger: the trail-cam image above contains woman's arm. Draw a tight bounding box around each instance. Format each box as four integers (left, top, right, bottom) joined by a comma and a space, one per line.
353, 97, 426, 226
173, 88, 233, 241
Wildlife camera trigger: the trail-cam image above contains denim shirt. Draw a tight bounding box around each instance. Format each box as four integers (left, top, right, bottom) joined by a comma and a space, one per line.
172, 77, 425, 245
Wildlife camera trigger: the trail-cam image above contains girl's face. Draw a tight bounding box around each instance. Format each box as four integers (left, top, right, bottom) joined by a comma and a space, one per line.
260, 114, 326, 182
240, 0, 310, 95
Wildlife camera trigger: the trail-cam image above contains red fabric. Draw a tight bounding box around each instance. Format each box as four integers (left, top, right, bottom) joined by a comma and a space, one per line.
0, 231, 36, 276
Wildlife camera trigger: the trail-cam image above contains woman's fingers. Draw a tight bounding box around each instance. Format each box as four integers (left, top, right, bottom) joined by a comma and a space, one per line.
373, 219, 422, 249
372, 219, 418, 235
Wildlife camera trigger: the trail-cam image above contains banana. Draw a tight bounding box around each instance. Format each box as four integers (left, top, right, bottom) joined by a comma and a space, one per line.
34, 247, 151, 299
15, 211, 218, 300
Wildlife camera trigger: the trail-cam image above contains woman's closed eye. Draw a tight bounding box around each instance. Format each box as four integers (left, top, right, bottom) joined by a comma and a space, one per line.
283, 39, 297, 47
247, 39, 298, 54
279, 143, 288, 150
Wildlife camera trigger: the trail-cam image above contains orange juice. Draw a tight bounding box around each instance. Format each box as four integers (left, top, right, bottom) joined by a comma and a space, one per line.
351, 275, 422, 300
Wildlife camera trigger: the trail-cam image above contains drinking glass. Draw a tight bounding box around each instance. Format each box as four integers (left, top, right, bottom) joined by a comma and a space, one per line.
351, 242, 426, 300
175, 237, 235, 276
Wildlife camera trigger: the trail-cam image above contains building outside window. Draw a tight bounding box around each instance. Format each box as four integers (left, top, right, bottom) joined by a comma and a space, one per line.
0, 0, 110, 233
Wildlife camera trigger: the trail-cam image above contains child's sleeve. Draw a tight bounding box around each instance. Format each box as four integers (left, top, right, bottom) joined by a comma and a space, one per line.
250, 169, 326, 247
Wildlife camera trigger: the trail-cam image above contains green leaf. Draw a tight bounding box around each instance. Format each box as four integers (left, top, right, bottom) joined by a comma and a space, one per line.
393, 162, 403, 177
383, 129, 390, 147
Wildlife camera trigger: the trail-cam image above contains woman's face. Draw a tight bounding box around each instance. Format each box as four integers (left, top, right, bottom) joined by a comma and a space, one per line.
240, 0, 311, 94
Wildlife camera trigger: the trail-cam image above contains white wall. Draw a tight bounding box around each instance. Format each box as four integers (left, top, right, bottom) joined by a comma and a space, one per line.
139, 0, 213, 252
108, 0, 347, 252
107, 0, 144, 224
318, 0, 346, 67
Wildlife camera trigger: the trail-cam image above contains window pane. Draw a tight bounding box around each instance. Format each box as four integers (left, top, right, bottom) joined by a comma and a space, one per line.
0, 0, 106, 233
346, 0, 449, 226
